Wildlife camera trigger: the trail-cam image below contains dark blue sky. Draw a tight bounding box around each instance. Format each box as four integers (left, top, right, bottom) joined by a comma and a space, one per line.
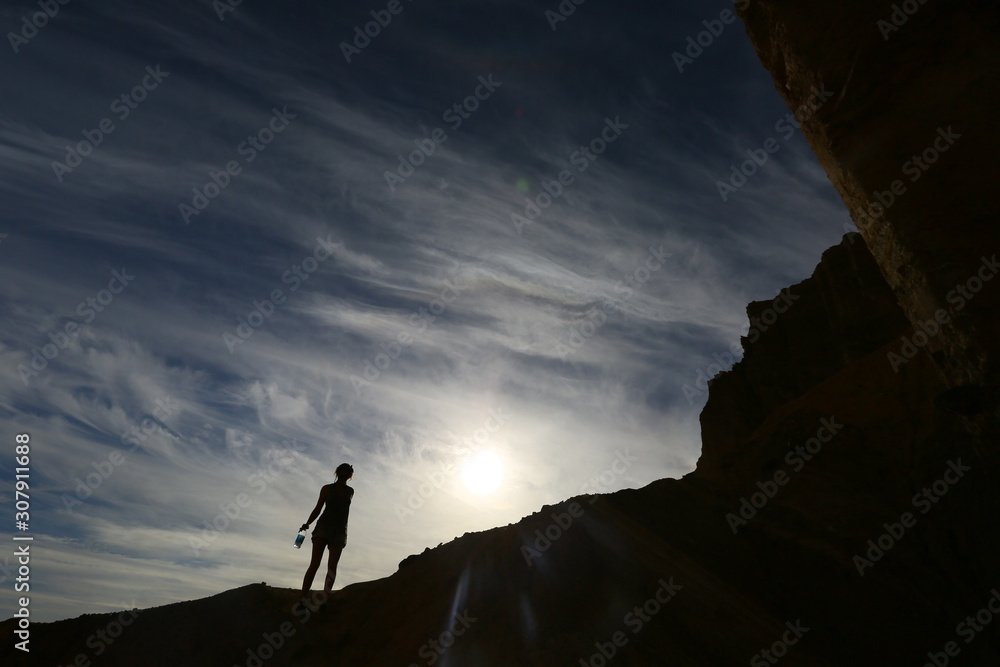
0, 0, 853, 621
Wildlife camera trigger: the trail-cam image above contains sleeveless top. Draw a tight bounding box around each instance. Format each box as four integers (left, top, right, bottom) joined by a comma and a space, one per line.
317, 485, 353, 532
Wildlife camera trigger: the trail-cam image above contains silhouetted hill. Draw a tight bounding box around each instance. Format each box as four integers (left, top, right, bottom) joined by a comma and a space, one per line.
6, 233, 998, 665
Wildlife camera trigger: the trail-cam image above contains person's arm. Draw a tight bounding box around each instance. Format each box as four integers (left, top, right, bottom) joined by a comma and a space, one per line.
300, 485, 329, 530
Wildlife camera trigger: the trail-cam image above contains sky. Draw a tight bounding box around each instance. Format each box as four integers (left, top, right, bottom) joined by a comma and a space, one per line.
0, 0, 855, 622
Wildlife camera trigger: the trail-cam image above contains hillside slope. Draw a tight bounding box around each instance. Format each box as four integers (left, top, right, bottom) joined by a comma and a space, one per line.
6, 233, 998, 666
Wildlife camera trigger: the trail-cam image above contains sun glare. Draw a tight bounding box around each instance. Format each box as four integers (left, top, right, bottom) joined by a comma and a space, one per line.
461, 451, 504, 494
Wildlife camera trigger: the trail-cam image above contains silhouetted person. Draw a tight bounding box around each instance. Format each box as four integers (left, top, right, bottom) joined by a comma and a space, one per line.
300, 463, 354, 606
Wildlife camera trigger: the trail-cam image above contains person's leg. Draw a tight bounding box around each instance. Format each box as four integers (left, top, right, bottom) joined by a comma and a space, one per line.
301, 537, 326, 597
322, 545, 343, 597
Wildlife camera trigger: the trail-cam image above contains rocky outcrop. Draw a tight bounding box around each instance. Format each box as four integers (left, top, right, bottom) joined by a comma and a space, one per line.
736, 0, 1000, 394
698, 233, 911, 483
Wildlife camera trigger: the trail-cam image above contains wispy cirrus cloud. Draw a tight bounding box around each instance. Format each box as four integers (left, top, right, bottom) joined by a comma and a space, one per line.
0, 0, 853, 622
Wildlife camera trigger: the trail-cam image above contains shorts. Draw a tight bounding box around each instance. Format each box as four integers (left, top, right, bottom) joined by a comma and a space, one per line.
312, 523, 347, 549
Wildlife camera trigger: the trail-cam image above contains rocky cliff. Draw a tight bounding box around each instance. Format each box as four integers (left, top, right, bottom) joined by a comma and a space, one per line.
737, 0, 1000, 396
5, 1, 1000, 665
698, 233, 911, 485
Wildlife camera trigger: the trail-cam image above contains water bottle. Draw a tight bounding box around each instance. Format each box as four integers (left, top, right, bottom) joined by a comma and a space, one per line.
293, 529, 306, 548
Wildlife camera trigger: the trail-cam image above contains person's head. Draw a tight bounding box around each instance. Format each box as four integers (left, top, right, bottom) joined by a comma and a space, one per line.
335, 463, 354, 482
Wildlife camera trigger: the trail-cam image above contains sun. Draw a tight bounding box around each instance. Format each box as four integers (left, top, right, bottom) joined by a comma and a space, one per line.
460, 451, 505, 495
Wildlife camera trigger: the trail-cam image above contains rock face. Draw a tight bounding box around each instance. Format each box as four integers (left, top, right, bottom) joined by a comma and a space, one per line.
5, 2, 1000, 665
698, 234, 911, 484
737, 0, 1000, 394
